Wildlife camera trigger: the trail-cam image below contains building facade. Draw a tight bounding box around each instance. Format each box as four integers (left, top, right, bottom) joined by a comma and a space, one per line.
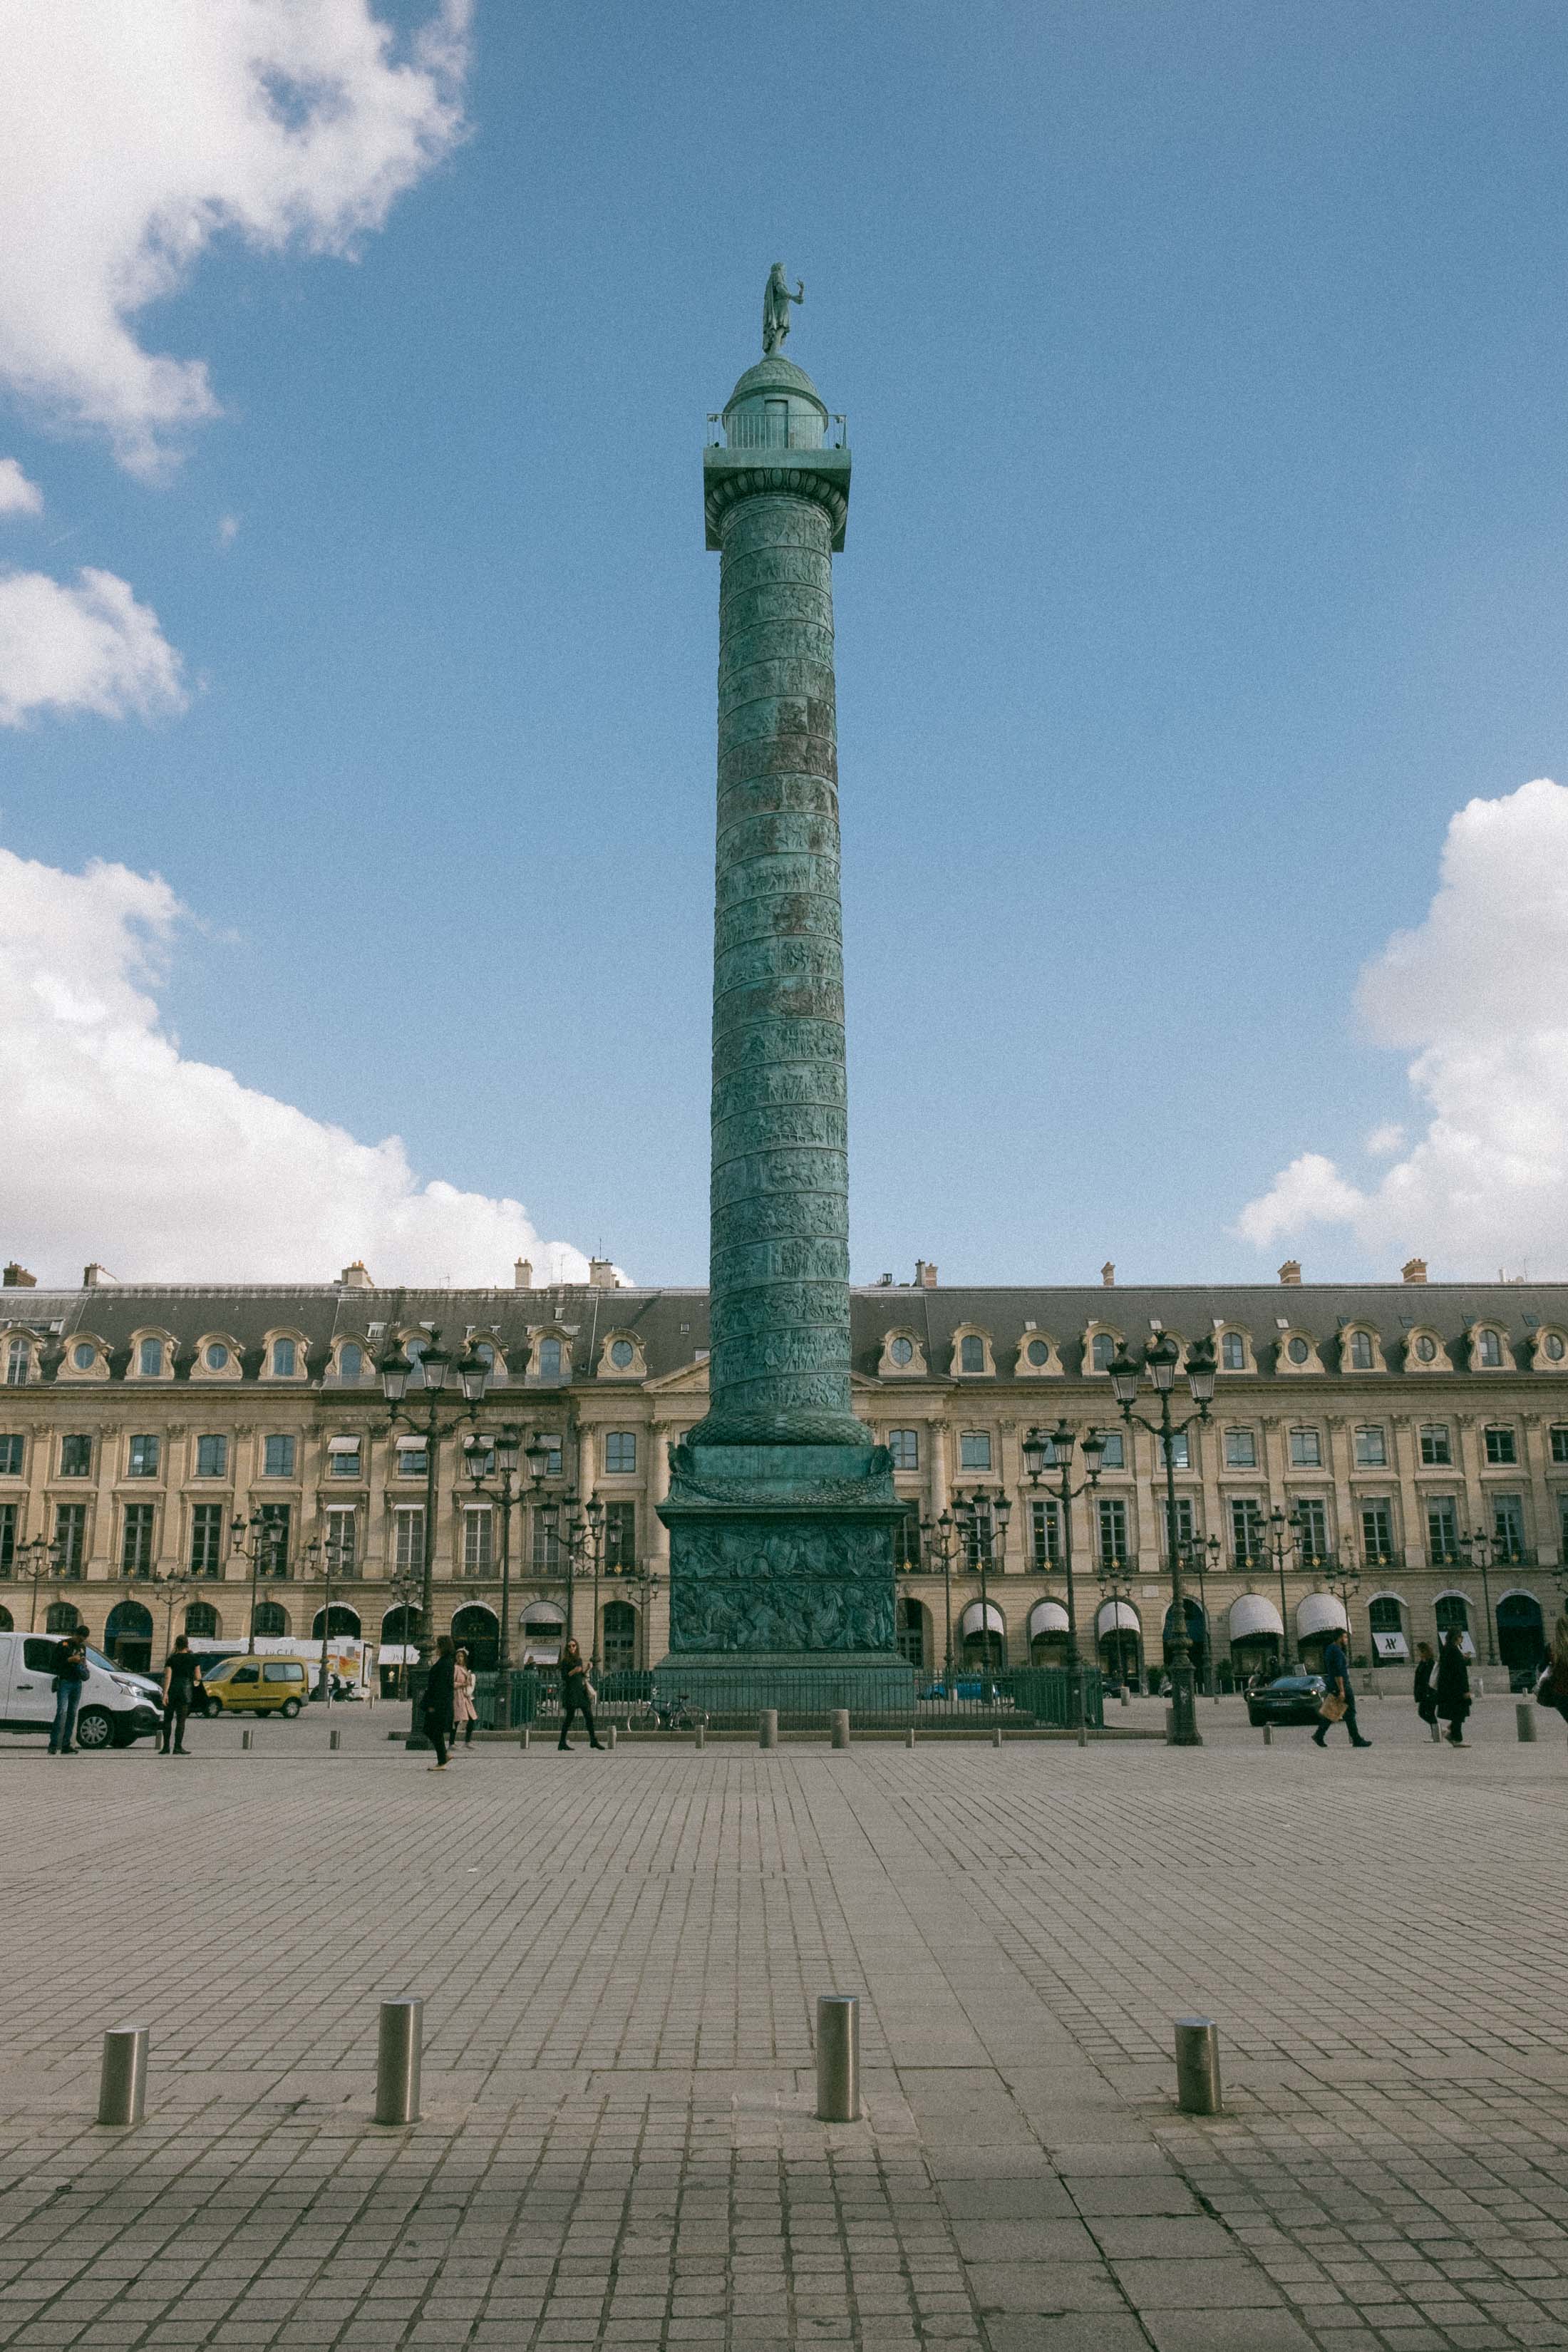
1, 1259, 1565, 1686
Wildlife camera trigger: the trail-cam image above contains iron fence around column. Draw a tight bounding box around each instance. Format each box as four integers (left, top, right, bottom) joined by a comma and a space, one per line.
472, 1664, 1100, 1734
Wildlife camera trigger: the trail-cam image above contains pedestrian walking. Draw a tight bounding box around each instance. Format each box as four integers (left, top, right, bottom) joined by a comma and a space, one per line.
1413, 1639, 1439, 1730
48, 1631, 88, 1755
160, 1635, 202, 1755
1312, 1628, 1371, 1748
1537, 1614, 1568, 1726
423, 1633, 456, 1770
453, 1647, 478, 1748
1435, 1626, 1472, 1745
556, 1637, 604, 1751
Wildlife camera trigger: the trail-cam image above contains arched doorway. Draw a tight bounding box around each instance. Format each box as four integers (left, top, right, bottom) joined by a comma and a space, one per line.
252, 1601, 289, 1638
1162, 1597, 1207, 1689
185, 1601, 220, 1640
602, 1599, 638, 1674
520, 1604, 565, 1664
1497, 1592, 1546, 1679
1096, 1598, 1140, 1689
1296, 1592, 1349, 1672
1028, 1598, 1069, 1668
311, 1605, 362, 1640
451, 1603, 498, 1673
380, 1605, 420, 1644
896, 1595, 926, 1671
104, 1599, 153, 1673
46, 1601, 83, 1636
1228, 1593, 1282, 1684
959, 1599, 1005, 1674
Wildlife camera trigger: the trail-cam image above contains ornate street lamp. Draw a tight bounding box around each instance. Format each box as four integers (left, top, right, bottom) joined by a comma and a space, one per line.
462, 1423, 552, 1682
1094, 1553, 1139, 1689
1463, 1525, 1498, 1666
17, 1530, 70, 1634
918, 1510, 961, 1691
379, 1329, 490, 1743
1021, 1419, 1105, 1727
1180, 1532, 1221, 1695
232, 1507, 284, 1654
954, 1486, 1003, 1693
1107, 1333, 1217, 1746
302, 1525, 354, 1701
1261, 1507, 1299, 1672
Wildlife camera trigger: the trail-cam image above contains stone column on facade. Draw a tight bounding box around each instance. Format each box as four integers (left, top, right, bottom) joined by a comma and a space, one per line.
1522, 1415, 1557, 1567
225, 1425, 253, 1587
365, 1423, 391, 1583
1455, 1413, 1486, 1561
929, 1418, 949, 1520
1324, 1415, 1355, 1574
1391, 1416, 1425, 1571
159, 1423, 185, 1572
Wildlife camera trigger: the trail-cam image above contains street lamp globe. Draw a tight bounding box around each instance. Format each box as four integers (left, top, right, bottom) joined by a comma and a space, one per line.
457, 1342, 490, 1403
1080, 1426, 1105, 1477
1185, 1336, 1217, 1403
1021, 1427, 1049, 1482
463, 1434, 490, 1485
378, 1341, 413, 1403
1146, 1333, 1180, 1394
419, 1339, 452, 1393
496, 1425, 522, 1473
525, 1435, 552, 1482
1108, 1343, 1141, 1406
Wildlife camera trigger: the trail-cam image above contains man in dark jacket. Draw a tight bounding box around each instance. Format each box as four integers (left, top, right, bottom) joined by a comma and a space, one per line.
48, 1633, 88, 1755
1435, 1628, 1472, 1746
423, 1634, 456, 1770
1312, 1631, 1371, 1748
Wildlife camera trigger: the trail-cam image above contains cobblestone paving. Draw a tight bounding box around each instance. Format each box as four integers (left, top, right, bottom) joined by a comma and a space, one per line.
1, 1696, 1567, 2348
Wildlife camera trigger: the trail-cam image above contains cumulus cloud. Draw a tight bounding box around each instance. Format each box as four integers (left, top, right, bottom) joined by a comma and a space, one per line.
1237, 777, 1568, 1272
0, 0, 470, 473
0, 567, 187, 726
0, 842, 604, 1286
1364, 1122, 1405, 1158
0, 459, 42, 516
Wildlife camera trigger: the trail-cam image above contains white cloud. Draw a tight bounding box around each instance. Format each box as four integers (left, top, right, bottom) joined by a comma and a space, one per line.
1237, 777, 1568, 1273
0, 459, 42, 516
217, 514, 241, 547
0, 842, 606, 1286
0, 0, 470, 473
0, 566, 187, 726
1364, 1122, 1405, 1158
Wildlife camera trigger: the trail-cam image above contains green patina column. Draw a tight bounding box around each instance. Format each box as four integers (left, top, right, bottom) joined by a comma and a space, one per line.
656, 296, 911, 1713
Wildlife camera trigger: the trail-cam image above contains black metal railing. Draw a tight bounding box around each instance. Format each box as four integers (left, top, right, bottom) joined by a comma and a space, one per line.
475, 1664, 1103, 1733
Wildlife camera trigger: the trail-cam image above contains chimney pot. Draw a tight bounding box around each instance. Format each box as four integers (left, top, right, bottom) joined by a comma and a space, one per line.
339, 1260, 373, 1290
916, 1259, 938, 1289
1101, 1261, 1115, 1287
1279, 1259, 1302, 1286
2, 1262, 36, 1289
515, 1258, 534, 1290
1401, 1257, 1428, 1285
589, 1257, 618, 1290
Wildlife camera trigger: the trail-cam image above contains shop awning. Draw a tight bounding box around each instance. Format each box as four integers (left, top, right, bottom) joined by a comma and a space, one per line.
1097, 1599, 1139, 1634
960, 1601, 1005, 1636
1297, 1593, 1349, 1638
1229, 1593, 1284, 1641
1028, 1599, 1070, 1639
1372, 1630, 1410, 1660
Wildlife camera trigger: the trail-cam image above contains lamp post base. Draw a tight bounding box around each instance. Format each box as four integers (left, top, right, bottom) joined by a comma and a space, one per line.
403, 1664, 431, 1751
1166, 1664, 1202, 1746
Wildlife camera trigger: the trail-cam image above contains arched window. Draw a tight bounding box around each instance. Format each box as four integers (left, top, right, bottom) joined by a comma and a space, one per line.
895, 1595, 924, 1668
959, 1335, 985, 1374
272, 1339, 296, 1378
1348, 1330, 1373, 1369
538, 1337, 563, 1381
138, 1337, 163, 1378
1435, 1594, 1469, 1637
312, 1604, 361, 1639
450, 1603, 498, 1672
339, 1343, 362, 1381
1477, 1329, 1502, 1367
1090, 1332, 1115, 1372
252, 1601, 288, 1637
4, 1338, 29, 1386
1221, 1332, 1246, 1371
186, 1601, 219, 1638
602, 1599, 637, 1672
45, 1601, 82, 1633
381, 1605, 422, 1644
1368, 1596, 1401, 1635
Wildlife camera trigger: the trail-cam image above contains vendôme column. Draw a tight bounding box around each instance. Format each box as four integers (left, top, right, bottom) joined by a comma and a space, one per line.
656, 283, 909, 1711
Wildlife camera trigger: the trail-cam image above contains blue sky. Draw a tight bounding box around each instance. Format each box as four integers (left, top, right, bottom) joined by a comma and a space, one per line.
5, 1, 1568, 1286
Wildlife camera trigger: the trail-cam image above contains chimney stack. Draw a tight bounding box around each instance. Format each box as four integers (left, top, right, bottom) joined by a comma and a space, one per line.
82, 1262, 112, 1289
915, 1259, 938, 1289
1101, 1261, 1115, 1288
589, 1258, 618, 1290
1278, 1259, 1301, 1286
515, 1258, 534, 1290
339, 1260, 373, 1290
2, 1262, 36, 1289
1401, 1257, 1428, 1285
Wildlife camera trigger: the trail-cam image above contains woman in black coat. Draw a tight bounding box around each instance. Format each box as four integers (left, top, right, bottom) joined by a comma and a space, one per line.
556, 1637, 604, 1752
1435, 1628, 1471, 1747
1413, 1640, 1438, 1730
423, 1633, 456, 1770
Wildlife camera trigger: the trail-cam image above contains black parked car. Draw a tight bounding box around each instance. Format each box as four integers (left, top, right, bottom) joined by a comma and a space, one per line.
1247, 1673, 1329, 1728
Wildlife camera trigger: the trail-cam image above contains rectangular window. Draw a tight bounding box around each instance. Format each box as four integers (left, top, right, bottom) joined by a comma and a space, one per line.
887, 1428, 919, 1472
604, 1500, 636, 1569
393, 1507, 425, 1572
6, 1339, 30, 1386
1484, 1425, 1517, 1466
1157, 1431, 1190, 1471
1353, 1425, 1387, 1468
1294, 1498, 1329, 1564
1096, 1496, 1128, 1567
329, 1441, 361, 1479
1553, 1425, 1568, 1465
1223, 1429, 1257, 1470
54, 1502, 86, 1576
1221, 1331, 1246, 1371
1492, 1492, 1526, 1563
0, 1434, 21, 1477
127, 1433, 159, 1477
195, 1434, 227, 1479
325, 1506, 356, 1573
1229, 1497, 1262, 1567
258, 1502, 290, 1577
121, 1502, 155, 1577
531, 1510, 561, 1570
1289, 1428, 1321, 1468
537, 1434, 563, 1477
1095, 1429, 1125, 1470
603, 1430, 636, 1475
1419, 1424, 1452, 1467
396, 1443, 427, 1478
964, 1503, 994, 1567
959, 1431, 992, 1472
59, 1434, 91, 1477
463, 1507, 492, 1575
190, 1503, 226, 1577
1163, 1496, 1196, 1555
263, 1435, 296, 1479
537, 1338, 563, 1382
1029, 1497, 1060, 1567
1361, 1499, 1395, 1566
894, 1510, 922, 1571
0, 1501, 14, 1572
1559, 1493, 1568, 1564
1426, 1495, 1460, 1565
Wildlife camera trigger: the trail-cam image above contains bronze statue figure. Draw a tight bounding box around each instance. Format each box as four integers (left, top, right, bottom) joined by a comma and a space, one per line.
762, 263, 803, 355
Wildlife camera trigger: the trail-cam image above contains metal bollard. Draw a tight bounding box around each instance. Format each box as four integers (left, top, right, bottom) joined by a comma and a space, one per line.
1120, 1686, 1129, 1708
694, 1722, 706, 1751
373, 1997, 423, 2125
1076, 1721, 1087, 1748
1517, 1702, 1538, 1743
97, 2026, 149, 2127
1262, 1723, 1272, 1745
904, 1726, 915, 1749
991, 1726, 1003, 1749
759, 1709, 778, 1750
241, 1727, 253, 1751
1164, 1706, 1175, 1741
329, 1727, 341, 1751
604, 1725, 617, 1750
1430, 1718, 1442, 1742
518, 1725, 530, 1750
1174, 2016, 1222, 2115
830, 1708, 850, 1750
815, 1994, 860, 2122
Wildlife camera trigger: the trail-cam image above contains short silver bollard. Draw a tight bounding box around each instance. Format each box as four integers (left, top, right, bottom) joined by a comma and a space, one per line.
518, 1725, 530, 1750
1262, 1722, 1272, 1745
694, 1721, 706, 1751
604, 1724, 617, 1750
991, 1726, 1003, 1749
374, 1997, 423, 2125
1076, 1720, 1087, 1748
1120, 1686, 1129, 1708
815, 1993, 861, 2121
830, 1708, 850, 1750
240, 1727, 253, 1751
1164, 1706, 1175, 1741
1429, 1718, 1442, 1743
329, 1726, 341, 1751
759, 1708, 778, 1750
1517, 1702, 1538, 1743
97, 2026, 149, 2127
1174, 2016, 1222, 2115
904, 1726, 915, 1749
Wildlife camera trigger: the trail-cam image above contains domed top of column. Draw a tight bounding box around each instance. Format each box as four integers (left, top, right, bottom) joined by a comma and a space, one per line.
722, 354, 828, 451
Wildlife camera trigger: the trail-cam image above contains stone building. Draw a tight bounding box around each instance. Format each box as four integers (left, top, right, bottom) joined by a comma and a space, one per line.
1, 1257, 1565, 1686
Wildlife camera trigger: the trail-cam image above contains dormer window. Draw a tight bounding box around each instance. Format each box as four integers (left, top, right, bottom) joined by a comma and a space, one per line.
1348, 1331, 1374, 1370
1220, 1333, 1246, 1371
610, 1339, 634, 1368
272, 1339, 296, 1378
1090, 1333, 1115, 1372
71, 1343, 96, 1371
1286, 1336, 1309, 1365
339, 1343, 363, 1381
959, 1336, 985, 1373
205, 1343, 228, 1371
1023, 1339, 1049, 1368
1544, 1334, 1567, 1363
538, 1338, 563, 1381
1477, 1329, 1502, 1367
889, 1336, 914, 1368
137, 1338, 163, 1378
4, 1339, 29, 1387
1413, 1335, 1438, 1363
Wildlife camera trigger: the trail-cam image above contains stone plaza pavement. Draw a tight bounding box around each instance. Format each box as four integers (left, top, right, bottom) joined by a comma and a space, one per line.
2, 1695, 1568, 2351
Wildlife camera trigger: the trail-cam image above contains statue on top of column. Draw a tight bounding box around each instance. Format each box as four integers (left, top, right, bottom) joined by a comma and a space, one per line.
763, 264, 804, 356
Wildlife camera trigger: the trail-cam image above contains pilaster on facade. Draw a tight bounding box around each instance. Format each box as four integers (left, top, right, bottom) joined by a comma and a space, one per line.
1391, 1415, 1426, 1570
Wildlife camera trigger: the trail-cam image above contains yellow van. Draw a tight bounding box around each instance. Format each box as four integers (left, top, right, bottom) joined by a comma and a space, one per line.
204, 1656, 309, 1717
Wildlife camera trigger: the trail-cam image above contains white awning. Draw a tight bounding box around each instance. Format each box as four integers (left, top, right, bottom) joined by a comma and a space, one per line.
1229, 1593, 1284, 1641
1028, 1599, 1070, 1639
394, 1435, 425, 1452
1297, 1593, 1349, 1638
1097, 1599, 1139, 1634
522, 1604, 565, 1627
327, 1435, 361, 1453
959, 1601, 1005, 1636
1372, 1630, 1410, 1659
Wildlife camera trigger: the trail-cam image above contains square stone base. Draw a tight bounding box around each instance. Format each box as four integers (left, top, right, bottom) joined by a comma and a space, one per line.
651, 1651, 918, 1719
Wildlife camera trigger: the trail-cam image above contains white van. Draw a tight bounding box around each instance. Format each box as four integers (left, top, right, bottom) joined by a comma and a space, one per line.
0, 1631, 164, 1750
